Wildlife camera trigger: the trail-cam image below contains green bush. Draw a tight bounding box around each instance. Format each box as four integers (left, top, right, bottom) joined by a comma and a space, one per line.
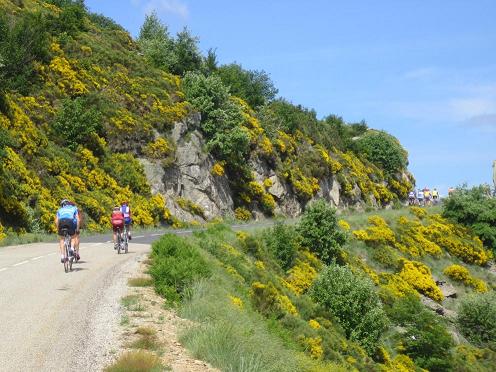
216, 63, 278, 108
457, 292, 496, 351
51, 97, 102, 151
264, 222, 300, 270
310, 264, 388, 354
443, 185, 496, 251
149, 234, 210, 303
387, 295, 454, 371
354, 130, 408, 176
297, 200, 346, 265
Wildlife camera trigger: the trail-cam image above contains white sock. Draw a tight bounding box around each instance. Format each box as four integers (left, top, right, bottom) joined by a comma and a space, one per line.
61, 254, 64, 259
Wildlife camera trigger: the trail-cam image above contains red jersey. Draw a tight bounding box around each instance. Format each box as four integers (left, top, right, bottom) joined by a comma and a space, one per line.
111, 210, 124, 227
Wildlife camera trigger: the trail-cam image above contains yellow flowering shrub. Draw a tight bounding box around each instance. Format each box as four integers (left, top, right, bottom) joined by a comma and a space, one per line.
284, 259, 318, 295
0, 222, 6, 241
228, 295, 243, 309
211, 162, 225, 176
176, 197, 205, 219
410, 206, 427, 219
443, 264, 488, 292
263, 178, 273, 188
48, 56, 88, 95
309, 319, 321, 329
247, 181, 264, 196
352, 215, 396, 247
143, 137, 172, 159
301, 336, 324, 359
379, 273, 418, 299
261, 193, 276, 213
338, 219, 351, 231
398, 259, 443, 301
234, 207, 251, 221
250, 281, 298, 316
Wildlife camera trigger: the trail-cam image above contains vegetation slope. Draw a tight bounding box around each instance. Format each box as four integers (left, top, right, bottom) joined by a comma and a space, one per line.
147, 203, 496, 372
0, 0, 412, 239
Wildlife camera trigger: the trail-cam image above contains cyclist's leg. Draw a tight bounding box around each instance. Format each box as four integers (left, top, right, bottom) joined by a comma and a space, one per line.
112, 225, 118, 248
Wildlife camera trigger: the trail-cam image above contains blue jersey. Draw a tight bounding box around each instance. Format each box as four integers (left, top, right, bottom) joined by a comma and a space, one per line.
57, 205, 78, 223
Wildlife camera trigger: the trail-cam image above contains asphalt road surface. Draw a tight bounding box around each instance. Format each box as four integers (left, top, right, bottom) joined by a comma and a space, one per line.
0, 233, 159, 371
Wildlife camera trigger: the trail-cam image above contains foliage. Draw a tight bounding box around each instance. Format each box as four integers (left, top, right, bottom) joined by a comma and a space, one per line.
457, 292, 496, 351
443, 264, 488, 292
149, 234, 210, 303
354, 130, 408, 176
264, 222, 300, 270
443, 185, 496, 251
386, 295, 454, 371
310, 264, 389, 353
0, 11, 50, 94
104, 350, 165, 372
216, 63, 278, 108
51, 97, 102, 151
102, 153, 150, 195
298, 200, 347, 264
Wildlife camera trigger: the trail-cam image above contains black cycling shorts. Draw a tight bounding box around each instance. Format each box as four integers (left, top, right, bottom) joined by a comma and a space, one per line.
58, 218, 76, 236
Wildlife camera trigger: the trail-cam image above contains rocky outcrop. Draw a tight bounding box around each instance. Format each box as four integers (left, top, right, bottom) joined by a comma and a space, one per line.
141, 115, 401, 222
141, 114, 234, 222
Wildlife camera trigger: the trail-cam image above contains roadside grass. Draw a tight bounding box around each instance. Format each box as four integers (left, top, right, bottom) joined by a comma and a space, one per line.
120, 314, 130, 326
104, 350, 168, 372
128, 277, 153, 287
0, 232, 54, 248
121, 295, 145, 312
128, 334, 161, 352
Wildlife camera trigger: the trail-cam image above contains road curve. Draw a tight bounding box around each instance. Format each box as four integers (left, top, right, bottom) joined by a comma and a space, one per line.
0, 238, 152, 372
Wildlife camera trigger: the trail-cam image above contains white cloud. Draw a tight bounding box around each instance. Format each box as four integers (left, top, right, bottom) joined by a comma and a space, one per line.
402, 67, 438, 80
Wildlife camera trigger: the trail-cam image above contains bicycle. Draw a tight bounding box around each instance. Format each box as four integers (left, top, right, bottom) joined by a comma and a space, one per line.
61, 228, 74, 273
116, 227, 128, 254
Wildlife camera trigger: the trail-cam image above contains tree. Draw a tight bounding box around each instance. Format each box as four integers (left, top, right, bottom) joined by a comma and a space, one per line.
169, 27, 203, 76
137, 12, 175, 70
310, 264, 389, 354
297, 199, 346, 264
216, 63, 278, 108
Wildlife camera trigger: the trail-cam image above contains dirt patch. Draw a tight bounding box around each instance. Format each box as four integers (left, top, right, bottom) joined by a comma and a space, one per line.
111, 257, 218, 372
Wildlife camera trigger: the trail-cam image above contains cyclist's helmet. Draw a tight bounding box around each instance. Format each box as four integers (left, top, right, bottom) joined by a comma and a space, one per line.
121, 201, 128, 205
113, 206, 121, 211
60, 199, 70, 207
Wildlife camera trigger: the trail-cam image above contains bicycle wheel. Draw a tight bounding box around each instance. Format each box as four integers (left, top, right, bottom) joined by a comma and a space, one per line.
117, 229, 121, 254
64, 236, 70, 273
124, 229, 128, 254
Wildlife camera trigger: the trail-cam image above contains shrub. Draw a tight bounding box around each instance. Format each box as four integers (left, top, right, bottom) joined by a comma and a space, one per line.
234, 207, 251, 221
149, 234, 210, 303
386, 295, 454, 371
310, 264, 388, 354
102, 153, 150, 195
297, 200, 346, 265
264, 222, 300, 270
457, 292, 496, 351
443, 185, 496, 251
443, 264, 488, 292
51, 97, 103, 151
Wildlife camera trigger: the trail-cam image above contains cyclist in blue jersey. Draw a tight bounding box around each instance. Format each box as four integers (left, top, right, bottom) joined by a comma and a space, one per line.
120, 201, 132, 240
55, 199, 80, 263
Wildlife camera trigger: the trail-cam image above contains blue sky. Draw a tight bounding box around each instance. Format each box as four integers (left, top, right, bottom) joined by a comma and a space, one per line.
85, 0, 496, 195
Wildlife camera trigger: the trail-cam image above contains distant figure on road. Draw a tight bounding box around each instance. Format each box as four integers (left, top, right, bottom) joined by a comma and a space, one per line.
417, 189, 424, 206
432, 188, 439, 204
448, 187, 455, 197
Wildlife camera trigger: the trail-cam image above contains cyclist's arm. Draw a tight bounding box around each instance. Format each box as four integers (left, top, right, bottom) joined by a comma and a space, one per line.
55, 215, 58, 228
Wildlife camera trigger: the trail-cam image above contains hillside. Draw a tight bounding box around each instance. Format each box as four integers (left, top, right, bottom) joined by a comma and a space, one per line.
0, 0, 413, 238
118, 204, 496, 371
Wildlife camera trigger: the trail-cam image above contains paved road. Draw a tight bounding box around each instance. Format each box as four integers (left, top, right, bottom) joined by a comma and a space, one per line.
0, 235, 156, 371
0, 223, 274, 371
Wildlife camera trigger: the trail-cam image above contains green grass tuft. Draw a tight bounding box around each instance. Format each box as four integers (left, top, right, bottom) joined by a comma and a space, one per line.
128, 277, 154, 287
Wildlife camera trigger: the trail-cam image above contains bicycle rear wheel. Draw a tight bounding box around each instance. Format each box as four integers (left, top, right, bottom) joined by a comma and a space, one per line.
117, 229, 122, 254
123, 228, 128, 254
64, 237, 70, 273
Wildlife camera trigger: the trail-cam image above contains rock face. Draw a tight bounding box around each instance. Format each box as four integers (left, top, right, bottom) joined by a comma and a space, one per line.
141, 114, 234, 222
141, 114, 398, 221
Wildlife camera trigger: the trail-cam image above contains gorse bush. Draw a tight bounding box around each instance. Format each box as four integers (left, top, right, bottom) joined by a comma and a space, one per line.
310, 264, 388, 354
457, 292, 496, 351
149, 234, 210, 303
298, 200, 347, 265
